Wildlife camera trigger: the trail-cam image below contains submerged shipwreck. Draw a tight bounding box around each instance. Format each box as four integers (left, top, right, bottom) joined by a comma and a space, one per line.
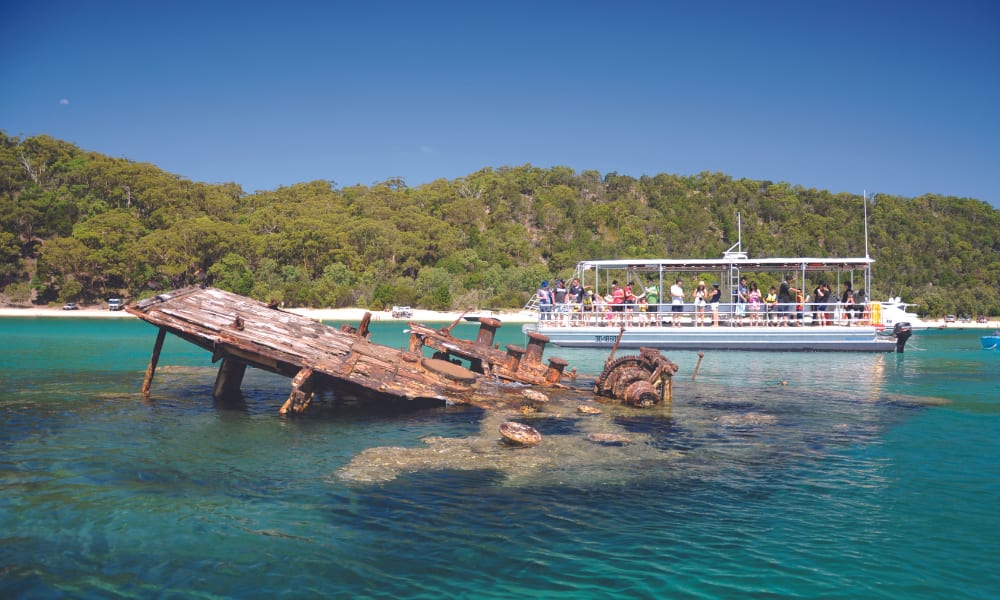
126, 287, 679, 414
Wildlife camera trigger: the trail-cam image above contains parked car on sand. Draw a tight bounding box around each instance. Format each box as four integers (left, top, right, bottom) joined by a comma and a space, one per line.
62, 303, 79, 310
391, 305, 413, 318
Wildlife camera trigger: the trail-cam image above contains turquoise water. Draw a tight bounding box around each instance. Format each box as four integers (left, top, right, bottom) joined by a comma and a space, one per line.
2, 318, 998, 599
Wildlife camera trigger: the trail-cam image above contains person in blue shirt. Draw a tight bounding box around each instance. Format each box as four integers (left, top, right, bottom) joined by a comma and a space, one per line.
537, 281, 553, 321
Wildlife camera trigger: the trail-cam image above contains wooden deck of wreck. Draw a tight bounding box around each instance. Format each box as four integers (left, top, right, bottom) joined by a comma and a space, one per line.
126, 286, 577, 414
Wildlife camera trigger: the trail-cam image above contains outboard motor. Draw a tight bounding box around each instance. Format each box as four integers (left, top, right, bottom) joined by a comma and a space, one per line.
894, 322, 913, 352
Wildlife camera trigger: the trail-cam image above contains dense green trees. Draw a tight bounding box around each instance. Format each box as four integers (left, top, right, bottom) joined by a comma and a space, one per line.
1, 132, 998, 317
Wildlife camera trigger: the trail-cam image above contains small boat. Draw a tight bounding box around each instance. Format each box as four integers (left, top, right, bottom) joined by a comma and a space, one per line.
880, 297, 931, 330
982, 334, 1000, 350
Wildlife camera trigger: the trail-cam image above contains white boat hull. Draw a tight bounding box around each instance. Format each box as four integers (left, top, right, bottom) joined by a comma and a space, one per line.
524, 323, 901, 352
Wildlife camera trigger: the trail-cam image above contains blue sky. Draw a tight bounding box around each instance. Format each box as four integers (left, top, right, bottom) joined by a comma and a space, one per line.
2, 1, 998, 206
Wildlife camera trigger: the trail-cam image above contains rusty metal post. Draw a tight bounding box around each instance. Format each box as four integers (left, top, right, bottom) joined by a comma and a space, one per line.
475, 317, 502, 347
524, 331, 549, 365
408, 332, 424, 353
141, 328, 167, 398
505, 344, 525, 372
545, 357, 568, 384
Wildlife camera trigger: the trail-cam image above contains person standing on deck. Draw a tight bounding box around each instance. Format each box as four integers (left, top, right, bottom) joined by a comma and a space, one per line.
568, 278, 584, 325
693, 281, 709, 326
778, 275, 798, 326
568, 278, 584, 306
813, 282, 831, 326
764, 286, 778, 324
709, 282, 722, 326
537, 281, 553, 322
610, 280, 626, 324
854, 288, 867, 323
841, 283, 854, 326
733, 276, 749, 326
644, 281, 659, 325
670, 278, 685, 327
747, 281, 763, 326
552, 279, 568, 325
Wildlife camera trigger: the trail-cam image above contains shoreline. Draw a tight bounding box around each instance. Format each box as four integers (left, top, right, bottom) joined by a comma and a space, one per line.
0, 305, 538, 324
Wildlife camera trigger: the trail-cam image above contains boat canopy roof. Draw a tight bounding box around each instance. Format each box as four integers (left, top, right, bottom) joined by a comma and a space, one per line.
576, 255, 874, 275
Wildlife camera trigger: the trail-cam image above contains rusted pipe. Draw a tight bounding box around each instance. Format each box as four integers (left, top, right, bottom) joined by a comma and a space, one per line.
605, 326, 626, 367
692, 351, 705, 380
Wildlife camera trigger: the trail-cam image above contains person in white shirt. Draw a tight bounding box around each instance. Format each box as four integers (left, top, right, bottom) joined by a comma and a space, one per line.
669, 278, 685, 327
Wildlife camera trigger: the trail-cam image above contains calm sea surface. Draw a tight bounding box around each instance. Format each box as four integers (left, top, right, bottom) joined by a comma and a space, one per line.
1, 318, 998, 599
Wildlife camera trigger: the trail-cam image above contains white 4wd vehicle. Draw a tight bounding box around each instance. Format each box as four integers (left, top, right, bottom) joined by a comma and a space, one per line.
108, 298, 124, 311
391, 305, 413, 318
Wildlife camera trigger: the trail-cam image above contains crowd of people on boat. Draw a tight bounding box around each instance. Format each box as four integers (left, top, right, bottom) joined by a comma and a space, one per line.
535, 276, 872, 328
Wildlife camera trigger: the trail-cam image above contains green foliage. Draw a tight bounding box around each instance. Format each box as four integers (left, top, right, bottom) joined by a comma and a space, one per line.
208, 253, 254, 296
1, 132, 998, 317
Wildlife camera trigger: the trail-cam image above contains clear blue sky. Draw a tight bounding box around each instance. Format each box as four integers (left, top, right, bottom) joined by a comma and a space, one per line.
2, 0, 998, 206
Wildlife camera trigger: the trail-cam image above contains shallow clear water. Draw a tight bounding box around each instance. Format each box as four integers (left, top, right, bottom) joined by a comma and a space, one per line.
1, 318, 998, 598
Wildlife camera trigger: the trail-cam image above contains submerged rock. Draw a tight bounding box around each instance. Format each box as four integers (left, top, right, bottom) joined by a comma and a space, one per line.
586, 433, 633, 445
717, 413, 777, 426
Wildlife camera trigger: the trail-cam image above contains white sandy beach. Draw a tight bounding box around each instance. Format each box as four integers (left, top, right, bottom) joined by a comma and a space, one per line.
0, 305, 538, 324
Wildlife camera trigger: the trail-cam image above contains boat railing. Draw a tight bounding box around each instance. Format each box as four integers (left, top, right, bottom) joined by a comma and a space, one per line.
535, 301, 875, 327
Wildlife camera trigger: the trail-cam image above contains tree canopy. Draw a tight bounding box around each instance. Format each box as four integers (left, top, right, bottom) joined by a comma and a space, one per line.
2, 132, 998, 317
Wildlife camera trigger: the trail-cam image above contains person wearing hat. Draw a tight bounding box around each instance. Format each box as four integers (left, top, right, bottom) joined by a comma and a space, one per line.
693, 281, 709, 326
709, 282, 722, 326
537, 280, 553, 321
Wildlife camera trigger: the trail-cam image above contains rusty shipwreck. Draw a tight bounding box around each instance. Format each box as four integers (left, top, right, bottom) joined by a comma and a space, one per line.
126, 286, 679, 413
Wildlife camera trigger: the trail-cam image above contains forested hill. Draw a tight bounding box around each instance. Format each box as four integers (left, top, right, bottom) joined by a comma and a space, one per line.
2, 132, 998, 317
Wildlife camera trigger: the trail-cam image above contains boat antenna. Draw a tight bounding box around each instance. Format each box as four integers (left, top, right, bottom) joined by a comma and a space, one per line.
863, 191, 873, 297
724, 211, 744, 257
738, 211, 742, 254
863, 191, 870, 260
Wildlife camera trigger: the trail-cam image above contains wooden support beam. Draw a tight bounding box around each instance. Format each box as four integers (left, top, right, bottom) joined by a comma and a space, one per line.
213, 357, 247, 401
141, 328, 167, 398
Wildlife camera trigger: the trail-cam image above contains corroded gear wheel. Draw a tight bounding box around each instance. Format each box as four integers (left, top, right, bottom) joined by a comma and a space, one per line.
594, 347, 678, 406
594, 355, 646, 395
